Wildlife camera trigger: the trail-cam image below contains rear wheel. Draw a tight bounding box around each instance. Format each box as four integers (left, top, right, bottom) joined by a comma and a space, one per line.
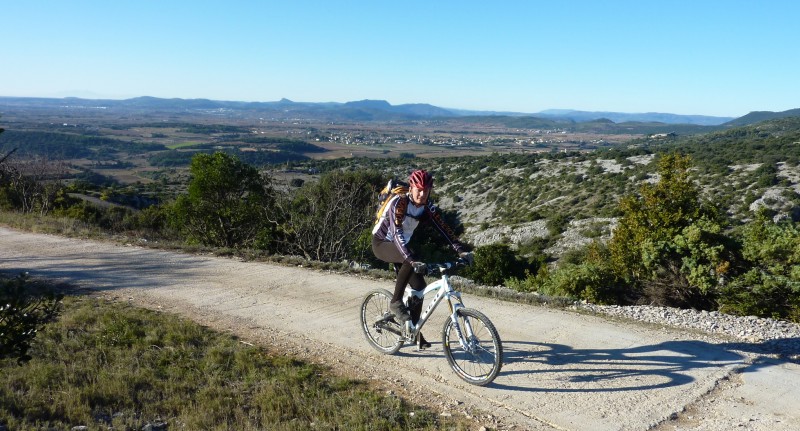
360, 289, 404, 354
442, 308, 502, 386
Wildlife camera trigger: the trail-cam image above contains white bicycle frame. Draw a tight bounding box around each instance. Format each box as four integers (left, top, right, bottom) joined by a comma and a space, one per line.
402, 263, 475, 351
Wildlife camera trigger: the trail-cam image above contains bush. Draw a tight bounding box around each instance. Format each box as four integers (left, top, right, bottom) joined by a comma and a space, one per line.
464, 243, 530, 286
537, 262, 625, 304
0, 273, 62, 363
277, 170, 381, 261
608, 153, 734, 308
509, 241, 625, 304
720, 269, 800, 322
169, 152, 278, 249
636, 216, 736, 308
719, 212, 800, 321
52, 201, 135, 232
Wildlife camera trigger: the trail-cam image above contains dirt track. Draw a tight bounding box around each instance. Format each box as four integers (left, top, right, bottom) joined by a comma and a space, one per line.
2, 227, 799, 431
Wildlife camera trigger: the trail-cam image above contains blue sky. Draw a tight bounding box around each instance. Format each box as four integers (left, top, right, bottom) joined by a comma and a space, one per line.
2, 1, 798, 117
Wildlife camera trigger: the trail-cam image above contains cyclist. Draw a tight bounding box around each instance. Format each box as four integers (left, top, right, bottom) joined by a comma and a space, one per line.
372, 169, 470, 349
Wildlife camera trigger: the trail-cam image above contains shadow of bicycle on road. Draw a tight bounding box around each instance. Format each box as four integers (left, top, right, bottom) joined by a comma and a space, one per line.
491, 336, 800, 392
491, 339, 742, 392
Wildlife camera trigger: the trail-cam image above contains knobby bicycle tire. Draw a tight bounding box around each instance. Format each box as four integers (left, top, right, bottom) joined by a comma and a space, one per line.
360, 289, 404, 354
442, 308, 503, 386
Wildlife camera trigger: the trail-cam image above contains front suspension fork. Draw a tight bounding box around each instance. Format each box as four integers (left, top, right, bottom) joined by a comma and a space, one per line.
448, 301, 476, 352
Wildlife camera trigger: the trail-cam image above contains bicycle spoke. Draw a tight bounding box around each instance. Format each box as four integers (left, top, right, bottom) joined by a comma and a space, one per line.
360, 289, 403, 354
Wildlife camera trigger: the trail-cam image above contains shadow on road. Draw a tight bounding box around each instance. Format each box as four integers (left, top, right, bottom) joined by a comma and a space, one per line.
491, 337, 799, 392
492, 339, 739, 392
0, 250, 215, 291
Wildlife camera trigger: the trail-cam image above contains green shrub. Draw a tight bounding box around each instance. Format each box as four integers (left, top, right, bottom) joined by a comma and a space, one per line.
506, 248, 625, 305
719, 212, 800, 321
51, 201, 135, 232
720, 269, 800, 322
0, 273, 62, 363
169, 152, 278, 249
464, 243, 529, 286
538, 262, 624, 304
608, 153, 734, 308
636, 216, 736, 308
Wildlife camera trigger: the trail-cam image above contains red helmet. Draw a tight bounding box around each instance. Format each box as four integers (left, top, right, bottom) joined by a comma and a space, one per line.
408, 169, 434, 189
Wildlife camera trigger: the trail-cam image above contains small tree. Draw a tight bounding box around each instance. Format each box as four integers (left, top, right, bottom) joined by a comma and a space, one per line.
610, 154, 700, 277
170, 152, 277, 249
277, 170, 380, 262
609, 153, 734, 307
0, 153, 67, 215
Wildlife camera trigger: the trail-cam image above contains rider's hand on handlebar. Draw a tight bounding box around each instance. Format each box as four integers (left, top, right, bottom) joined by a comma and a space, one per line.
458, 252, 474, 266
412, 261, 427, 274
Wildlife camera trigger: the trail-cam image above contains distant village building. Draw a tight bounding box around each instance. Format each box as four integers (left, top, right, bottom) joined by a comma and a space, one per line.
648, 132, 677, 138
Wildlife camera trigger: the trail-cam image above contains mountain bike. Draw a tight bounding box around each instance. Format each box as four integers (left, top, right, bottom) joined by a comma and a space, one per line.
359, 259, 503, 386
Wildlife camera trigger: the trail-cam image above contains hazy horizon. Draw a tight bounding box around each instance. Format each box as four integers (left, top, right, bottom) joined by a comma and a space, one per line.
1, 93, 747, 120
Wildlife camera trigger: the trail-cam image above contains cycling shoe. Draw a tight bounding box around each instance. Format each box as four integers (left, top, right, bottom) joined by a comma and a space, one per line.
389, 300, 411, 322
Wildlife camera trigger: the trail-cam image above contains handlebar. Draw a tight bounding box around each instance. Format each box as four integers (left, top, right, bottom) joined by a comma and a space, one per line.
415, 257, 471, 275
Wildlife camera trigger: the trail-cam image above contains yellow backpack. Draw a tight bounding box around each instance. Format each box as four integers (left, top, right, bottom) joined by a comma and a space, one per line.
374, 179, 409, 224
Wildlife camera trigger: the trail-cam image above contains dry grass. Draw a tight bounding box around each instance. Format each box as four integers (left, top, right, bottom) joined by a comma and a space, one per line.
0, 295, 473, 431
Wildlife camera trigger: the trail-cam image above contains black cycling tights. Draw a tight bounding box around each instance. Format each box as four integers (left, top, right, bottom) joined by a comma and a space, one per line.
393, 262, 426, 323
393, 262, 426, 321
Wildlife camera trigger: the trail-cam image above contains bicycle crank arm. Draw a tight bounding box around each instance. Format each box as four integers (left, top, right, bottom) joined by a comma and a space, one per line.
375, 321, 403, 337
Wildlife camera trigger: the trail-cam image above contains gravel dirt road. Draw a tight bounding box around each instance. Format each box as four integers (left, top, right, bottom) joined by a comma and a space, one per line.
2, 227, 799, 431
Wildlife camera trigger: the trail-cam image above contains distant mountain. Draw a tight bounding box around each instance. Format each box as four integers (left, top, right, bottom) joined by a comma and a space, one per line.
722, 108, 800, 127
0, 96, 459, 122
0, 96, 792, 127
343, 99, 393, 110
536, 109, 733, 126
342, 99, 455, 118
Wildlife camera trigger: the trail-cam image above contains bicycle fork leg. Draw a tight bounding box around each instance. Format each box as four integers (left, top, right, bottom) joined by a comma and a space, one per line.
449, 308, 476, 353
460, 317, 479, 353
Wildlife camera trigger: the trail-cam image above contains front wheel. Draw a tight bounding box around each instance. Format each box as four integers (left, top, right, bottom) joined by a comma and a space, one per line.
360, 289, 404, 354
442, 308, 503, 386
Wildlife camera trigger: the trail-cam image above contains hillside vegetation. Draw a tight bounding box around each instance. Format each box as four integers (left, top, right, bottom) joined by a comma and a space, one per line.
291, 116, 800, 236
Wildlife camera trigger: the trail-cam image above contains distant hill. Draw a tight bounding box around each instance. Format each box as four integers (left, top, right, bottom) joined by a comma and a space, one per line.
536, 109, 733, 126
454, 115, 715, 135
0, 96, 793, 127
722, 108, 800, 127
447, 107, 733, 125
0, 96, 457, 122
